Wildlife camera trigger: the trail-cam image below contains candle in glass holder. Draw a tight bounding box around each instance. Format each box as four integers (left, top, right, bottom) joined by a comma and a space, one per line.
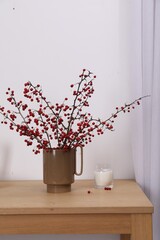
94, 167, 113, 189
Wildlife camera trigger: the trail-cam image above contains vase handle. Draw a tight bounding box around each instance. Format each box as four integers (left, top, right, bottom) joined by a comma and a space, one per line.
75, 147, 83, 176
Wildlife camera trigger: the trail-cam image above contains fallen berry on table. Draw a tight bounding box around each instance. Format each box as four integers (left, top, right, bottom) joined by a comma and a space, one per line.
104, 187, 112, 191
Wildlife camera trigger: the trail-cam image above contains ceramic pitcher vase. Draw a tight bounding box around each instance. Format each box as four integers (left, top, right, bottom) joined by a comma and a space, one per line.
43, 148, 83, 193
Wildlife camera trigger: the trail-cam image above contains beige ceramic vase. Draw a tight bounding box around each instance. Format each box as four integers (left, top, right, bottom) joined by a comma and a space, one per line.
43, 148, 83, 193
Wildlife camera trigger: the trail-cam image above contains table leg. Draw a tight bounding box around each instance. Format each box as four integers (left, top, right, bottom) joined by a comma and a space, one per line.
120, 234, 131, 240
131, 214, 152, 240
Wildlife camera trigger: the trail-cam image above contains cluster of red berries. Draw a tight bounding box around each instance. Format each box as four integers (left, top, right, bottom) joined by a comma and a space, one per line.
0, 69, 144, 154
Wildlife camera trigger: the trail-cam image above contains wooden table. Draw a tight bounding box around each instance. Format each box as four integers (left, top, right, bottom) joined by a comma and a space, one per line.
0, 179, 153, 239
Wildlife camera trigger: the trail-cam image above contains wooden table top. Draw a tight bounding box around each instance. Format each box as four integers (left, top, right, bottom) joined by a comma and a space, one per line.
0, 179, 153, 215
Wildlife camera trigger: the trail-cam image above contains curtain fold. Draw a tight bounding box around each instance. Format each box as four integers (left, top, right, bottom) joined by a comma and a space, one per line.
149, 2, 160, 238
132, 0, 160, 239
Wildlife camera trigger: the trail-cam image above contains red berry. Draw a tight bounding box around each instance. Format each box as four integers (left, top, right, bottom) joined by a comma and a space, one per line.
104, 187, 111, 191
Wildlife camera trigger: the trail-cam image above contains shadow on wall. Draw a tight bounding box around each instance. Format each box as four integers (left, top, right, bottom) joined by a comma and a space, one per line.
0, 142, 12, 180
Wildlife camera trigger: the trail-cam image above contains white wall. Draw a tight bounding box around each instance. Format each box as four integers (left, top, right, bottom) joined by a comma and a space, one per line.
0, 1, 141, 240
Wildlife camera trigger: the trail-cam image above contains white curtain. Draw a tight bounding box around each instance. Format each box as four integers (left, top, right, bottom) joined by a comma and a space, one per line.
131, 0, 160, 239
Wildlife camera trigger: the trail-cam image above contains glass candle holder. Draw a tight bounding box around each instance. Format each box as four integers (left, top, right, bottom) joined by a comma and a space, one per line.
94, 164, 113, 189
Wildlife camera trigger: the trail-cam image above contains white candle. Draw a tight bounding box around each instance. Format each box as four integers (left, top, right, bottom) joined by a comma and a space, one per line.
94, 169, 113, 188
